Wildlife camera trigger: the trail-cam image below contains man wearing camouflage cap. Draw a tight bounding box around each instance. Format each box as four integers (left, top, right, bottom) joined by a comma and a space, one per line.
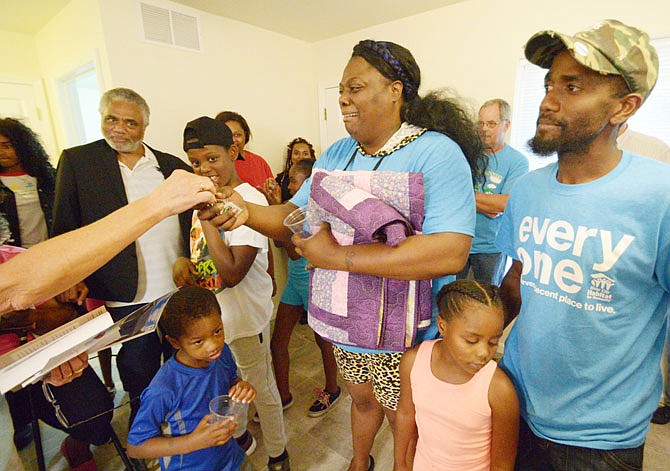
495, 20, 668, 469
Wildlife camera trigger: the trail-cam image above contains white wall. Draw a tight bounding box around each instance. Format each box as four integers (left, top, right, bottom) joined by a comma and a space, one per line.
97, 0, 319, 170
0, 30, 60, 161
34, 0, 111, 152
0, 31, 41, 78
311, 0, 670, 119
10, 0, 670, 162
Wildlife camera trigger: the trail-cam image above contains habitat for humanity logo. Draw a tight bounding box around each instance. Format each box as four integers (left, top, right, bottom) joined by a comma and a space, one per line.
515, 216, 634, 312
587, 273, 614, 302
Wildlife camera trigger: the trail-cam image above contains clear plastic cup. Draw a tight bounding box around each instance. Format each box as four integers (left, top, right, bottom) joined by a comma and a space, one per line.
283, 205, 311, 238
208, 395, 247, 424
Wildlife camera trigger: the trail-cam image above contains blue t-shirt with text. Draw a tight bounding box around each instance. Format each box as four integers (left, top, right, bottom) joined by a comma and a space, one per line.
495, 152, 670, 449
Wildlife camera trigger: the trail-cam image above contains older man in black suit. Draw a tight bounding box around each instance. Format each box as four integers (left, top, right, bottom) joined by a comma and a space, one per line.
52, 88, 192, 426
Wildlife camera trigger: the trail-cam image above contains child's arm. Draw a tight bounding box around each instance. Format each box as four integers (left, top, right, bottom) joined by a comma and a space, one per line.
201, 220, 257, 287
229, 379, 256, 404
489, 367, 520, 471
274, 238, 301, 260
393, 347, 419, 471
127, 414, 236, 459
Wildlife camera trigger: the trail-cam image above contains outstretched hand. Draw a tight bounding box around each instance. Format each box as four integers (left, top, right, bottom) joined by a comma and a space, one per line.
197, 187, 249, 231
153, 170, 216, 216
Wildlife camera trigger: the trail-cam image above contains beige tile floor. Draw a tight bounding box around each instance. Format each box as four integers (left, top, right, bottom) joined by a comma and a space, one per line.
9, 322, 670, 470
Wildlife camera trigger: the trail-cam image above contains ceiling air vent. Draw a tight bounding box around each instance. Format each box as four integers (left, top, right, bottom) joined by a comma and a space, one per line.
140, 2, 200, 51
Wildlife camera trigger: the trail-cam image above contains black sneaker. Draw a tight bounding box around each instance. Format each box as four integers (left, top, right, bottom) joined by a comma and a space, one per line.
651, 405, 670, 425
267, 449, 290, 471
236, 430, 257, 456
308, 387, 341, 417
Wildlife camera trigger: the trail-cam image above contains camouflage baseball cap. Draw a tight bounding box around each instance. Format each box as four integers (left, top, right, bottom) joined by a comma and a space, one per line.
524, 19, 658, 100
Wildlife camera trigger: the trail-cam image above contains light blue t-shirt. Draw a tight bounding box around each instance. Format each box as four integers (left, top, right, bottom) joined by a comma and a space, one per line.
128, 345, 244, 471
292, 132, 475, 352
495, 152, 670, 449
472, 145, 528, 253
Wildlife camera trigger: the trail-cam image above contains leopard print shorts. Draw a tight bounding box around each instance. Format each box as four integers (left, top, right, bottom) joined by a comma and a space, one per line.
332, 345, 403, 410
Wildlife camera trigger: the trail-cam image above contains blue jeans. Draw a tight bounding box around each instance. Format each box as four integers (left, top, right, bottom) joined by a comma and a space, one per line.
456, 252, 505, 284
516, 419, 644, 471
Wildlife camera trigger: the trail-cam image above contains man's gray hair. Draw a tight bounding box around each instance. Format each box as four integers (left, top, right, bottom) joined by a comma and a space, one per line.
99, 88, 150, 125
481, 98, 511, 122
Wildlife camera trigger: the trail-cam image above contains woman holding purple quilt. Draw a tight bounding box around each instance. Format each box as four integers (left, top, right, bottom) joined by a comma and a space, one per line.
204, 39, 484, 471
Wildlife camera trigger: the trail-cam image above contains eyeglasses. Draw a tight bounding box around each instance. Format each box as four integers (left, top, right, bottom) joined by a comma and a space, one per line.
42, 374, 135, 429
477, 120, 504, 129
42, 381, 71, 428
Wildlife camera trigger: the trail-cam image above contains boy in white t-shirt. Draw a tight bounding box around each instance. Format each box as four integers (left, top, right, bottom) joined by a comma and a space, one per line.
173, 117, 289, 471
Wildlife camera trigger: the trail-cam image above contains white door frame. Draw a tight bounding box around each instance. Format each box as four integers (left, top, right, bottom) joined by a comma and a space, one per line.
318, 81, 349, 152
0, 74, 58, 161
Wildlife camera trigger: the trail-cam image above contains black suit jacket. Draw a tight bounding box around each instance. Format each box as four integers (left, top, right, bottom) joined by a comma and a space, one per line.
51, 139, 192, 302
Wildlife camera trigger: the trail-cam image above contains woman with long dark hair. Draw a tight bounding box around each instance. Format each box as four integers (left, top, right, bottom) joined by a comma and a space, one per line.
1, 119, 60, 451
204, 39, 484, 470
0, 118, 55, 248
261, 137, 317, 204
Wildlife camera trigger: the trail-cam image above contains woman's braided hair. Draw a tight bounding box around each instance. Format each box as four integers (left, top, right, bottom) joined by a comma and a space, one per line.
282, 137, 316, 175
436, 279, 501, 322
355, 40, 419, 100
351, 40, 486, 185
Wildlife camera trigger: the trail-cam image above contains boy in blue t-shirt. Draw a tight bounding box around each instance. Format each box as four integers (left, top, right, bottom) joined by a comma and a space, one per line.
127, 286, 256, 471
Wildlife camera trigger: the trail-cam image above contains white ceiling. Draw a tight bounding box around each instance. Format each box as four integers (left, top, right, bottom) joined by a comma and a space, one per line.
2, 0, 465, 42
0, 0, 72, 34
171, 0, 466, 42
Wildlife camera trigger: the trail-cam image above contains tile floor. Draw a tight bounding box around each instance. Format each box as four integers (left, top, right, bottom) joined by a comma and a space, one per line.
8, 322, 670, 470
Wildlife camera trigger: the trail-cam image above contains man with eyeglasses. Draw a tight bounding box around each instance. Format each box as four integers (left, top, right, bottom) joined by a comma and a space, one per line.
52, 88, 193, 445
457, 99, 528, 284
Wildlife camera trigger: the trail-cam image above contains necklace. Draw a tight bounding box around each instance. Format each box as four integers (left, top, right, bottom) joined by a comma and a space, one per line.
345, 122, 426, 170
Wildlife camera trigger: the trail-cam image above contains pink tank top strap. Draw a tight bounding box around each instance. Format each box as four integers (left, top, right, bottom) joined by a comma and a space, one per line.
411, 339, 438, 380
472, 360, 497, 405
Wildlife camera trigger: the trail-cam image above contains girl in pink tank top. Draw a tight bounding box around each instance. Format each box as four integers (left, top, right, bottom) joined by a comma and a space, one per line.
394, 280, 519, 470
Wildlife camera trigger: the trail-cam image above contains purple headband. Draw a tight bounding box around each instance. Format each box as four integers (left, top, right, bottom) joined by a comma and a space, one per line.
360, 40, 418, 98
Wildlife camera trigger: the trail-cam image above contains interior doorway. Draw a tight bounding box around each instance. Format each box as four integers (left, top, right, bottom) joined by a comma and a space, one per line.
58, 63, 102, 147
0, 78, 57, 161
318, 84, 349, 152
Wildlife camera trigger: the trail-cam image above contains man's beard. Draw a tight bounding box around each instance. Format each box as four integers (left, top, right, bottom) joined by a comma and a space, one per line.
528, 116, 599, 157
104, 136, 142, 153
